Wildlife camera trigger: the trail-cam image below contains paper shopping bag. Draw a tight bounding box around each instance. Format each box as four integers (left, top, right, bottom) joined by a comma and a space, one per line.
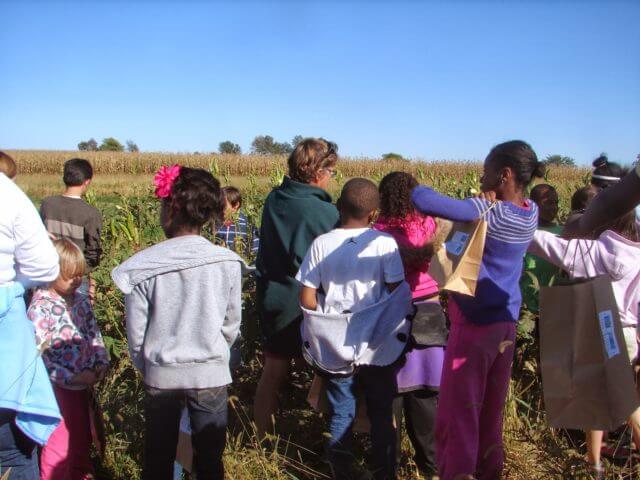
427, 215, 488, 297
539, 275, 638, 431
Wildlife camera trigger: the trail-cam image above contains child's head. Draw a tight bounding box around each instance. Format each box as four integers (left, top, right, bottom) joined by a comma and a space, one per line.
378, 172, 418, 220
222, 186, 242, 217
480, 140, 545, 199
63, 158, 94, 190
596, 209, 640, 243
52, 238, 86, 296
337, 178, 379, 226
0, 151, 17, 180
591, 155, 628, 190
571, 185, 598, 212
530, 184, 559, 225
287, 138, 338, 190
159, 167, 225, 238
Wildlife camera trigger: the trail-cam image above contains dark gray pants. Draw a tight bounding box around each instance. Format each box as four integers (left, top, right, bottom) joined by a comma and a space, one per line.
143, 386, 228, 480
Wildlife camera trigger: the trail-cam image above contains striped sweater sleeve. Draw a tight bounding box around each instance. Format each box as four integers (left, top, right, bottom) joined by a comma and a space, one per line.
411, 186, 489, 222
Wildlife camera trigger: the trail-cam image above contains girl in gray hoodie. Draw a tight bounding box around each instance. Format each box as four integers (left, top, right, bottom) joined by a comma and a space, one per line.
112, 166, 243, 480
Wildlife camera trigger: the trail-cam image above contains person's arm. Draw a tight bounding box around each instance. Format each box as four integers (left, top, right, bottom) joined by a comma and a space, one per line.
84, 210, 102, 269
86, 304, 110, 370
300, 286, 319, 310
528, 230, 597, 278
124, 282, 151, 372
250, 225, 260, 256
14, 194, 59, 287
221, 263, 242, 347
563, 167, 640, 239
411, 186, 487, 222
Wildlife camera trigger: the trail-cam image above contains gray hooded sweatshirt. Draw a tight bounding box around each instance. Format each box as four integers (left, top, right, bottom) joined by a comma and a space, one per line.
111, 235, 243, 389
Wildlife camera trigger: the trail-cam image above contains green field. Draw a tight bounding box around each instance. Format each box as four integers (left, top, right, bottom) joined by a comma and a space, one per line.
13, 151, 625, 479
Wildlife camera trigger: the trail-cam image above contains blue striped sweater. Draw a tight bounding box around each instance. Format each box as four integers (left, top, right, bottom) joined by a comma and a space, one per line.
412, 186, 538, 324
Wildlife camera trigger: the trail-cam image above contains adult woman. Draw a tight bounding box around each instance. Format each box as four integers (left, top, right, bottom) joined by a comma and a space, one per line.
253, 138, 339, 436
0, 154, 61, 479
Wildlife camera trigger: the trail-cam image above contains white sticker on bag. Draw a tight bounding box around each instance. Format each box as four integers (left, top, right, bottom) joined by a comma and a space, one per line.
599, 310, 620, 359
445, 231, 470, 256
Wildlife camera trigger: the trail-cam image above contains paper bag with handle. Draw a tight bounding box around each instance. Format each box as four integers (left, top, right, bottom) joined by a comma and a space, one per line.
427, 203, 495, 297
539, 240, 639, 431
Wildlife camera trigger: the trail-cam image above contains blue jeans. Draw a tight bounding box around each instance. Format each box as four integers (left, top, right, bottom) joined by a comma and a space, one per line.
144, 386, 228, 480
325, 365, 398, 480
0, 409, 39, 480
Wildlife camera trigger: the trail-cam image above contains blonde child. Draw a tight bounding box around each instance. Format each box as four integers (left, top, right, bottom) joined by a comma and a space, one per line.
28, 239, 109, 480
528, 209, 640, 478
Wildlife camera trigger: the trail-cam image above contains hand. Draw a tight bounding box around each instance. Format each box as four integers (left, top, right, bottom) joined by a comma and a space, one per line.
95, 364, 109, 381
70, 369, 98, 387
48, 232, 58, 241
477, 191, 497, 203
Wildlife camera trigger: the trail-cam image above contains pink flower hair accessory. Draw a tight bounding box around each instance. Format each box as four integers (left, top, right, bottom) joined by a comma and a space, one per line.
154, 164, 181, 198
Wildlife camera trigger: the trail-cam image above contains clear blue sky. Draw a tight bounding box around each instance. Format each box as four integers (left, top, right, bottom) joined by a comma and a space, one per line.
1, 1, 638, 164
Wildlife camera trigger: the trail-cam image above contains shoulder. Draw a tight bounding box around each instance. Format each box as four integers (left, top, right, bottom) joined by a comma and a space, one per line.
365, 229, 399, 250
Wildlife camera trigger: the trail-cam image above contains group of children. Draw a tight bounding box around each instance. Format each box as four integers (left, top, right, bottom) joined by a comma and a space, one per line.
1, 143, 638, 480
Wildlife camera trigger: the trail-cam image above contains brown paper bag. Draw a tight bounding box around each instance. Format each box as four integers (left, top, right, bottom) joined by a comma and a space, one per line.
540, 275, 639, 431
428, 213, 489, 297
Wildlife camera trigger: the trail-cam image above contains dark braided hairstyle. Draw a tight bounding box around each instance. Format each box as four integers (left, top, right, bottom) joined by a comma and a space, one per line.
378, 171, 419, 219
591, 154, 628, 189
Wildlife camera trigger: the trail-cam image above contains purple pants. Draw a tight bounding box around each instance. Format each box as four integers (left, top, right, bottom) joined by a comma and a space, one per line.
435, 301, 516, 480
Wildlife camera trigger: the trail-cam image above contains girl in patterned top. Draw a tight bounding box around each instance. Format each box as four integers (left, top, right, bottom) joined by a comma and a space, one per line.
28, 238, 109, 480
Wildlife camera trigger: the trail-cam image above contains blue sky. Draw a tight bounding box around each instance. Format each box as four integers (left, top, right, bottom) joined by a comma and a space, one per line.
1, 1, 638, 164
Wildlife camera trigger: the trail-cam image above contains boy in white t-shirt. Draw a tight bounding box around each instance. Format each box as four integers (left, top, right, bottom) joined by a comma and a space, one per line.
296, 178, 405, 480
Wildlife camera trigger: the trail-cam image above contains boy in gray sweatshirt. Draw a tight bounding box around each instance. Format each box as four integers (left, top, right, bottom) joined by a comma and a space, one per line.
112, 166, 243, 480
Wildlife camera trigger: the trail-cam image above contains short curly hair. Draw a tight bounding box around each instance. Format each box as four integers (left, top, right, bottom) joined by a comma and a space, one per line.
162, 167, 225, 235
288, 138, 338, 184
378, 171, 418, 219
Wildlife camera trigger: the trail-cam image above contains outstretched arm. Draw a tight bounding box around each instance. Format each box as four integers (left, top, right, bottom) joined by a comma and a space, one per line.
411, 186, 487, 222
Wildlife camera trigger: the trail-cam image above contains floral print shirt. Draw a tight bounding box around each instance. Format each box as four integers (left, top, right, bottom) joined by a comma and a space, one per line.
28, 288, 109, 388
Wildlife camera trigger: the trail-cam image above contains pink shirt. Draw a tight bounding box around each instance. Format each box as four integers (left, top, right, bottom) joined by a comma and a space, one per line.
529, 229, 640, 327
374, 213, 439, 299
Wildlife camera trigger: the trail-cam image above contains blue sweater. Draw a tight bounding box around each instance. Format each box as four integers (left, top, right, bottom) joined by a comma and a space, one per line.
412, 186, 538, 324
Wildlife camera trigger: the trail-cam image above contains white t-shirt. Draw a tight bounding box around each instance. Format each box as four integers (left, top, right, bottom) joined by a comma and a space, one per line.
0, 173, 59, 286
296, 227, 405, 314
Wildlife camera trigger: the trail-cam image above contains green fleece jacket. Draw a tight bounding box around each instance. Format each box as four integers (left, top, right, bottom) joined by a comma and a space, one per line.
256, 177, 339, 339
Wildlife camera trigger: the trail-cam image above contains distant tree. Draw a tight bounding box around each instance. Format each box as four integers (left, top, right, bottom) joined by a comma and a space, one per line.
251, 135, 292, 155
291, 135, 304, 148
544, 154, 576, 167
219, 141, 242, 155
381, 152, 407, 162
98, 137, 125, 152
126, 140, 139, 152
78, 138, 98, 151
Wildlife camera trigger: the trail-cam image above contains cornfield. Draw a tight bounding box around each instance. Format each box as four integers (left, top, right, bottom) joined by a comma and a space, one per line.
15, 150, 630, 480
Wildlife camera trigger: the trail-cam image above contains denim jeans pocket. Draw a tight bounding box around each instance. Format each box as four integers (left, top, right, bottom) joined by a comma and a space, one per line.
191, 386, 228, 414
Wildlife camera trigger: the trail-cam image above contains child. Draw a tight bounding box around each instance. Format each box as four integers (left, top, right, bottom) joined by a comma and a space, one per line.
40, 158, 102, 300
411, 140, 543, 480
254, 138, 339, 437
215, 186, 260, 258
297, 178, 407, 480
520, 184, 562, 313
528, 209, 640, 479
0, 150, 17, 179
373, 172, 443, 476
28, 238, 109, 480
591, 154, 628, 190
111, 165, 243, 480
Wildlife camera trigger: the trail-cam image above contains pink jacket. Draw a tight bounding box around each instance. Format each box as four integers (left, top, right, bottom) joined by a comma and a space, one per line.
374, 213, 439, 299
528, 230, 640, 327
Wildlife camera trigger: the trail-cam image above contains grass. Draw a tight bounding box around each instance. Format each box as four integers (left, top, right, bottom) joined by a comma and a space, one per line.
11, 151, 623, 479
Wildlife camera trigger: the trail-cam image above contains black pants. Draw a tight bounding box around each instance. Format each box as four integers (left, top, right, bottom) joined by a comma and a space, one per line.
143, 385, 228, 480
393, 389, 438, 476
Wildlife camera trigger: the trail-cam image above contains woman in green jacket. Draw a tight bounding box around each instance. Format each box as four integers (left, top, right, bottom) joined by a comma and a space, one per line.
254, 138, 339, 437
